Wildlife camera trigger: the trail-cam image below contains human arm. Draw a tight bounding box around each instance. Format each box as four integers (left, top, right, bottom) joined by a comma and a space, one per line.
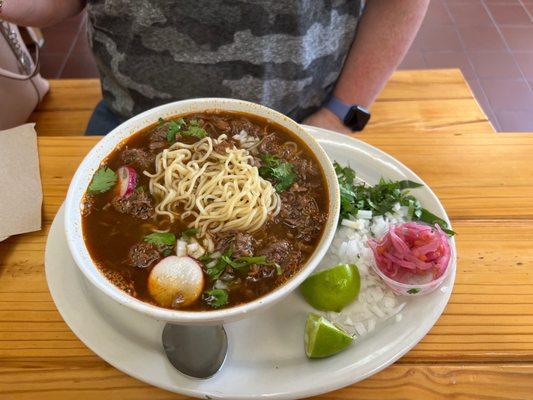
0, 0, 86, 27
303, 0, 430, 134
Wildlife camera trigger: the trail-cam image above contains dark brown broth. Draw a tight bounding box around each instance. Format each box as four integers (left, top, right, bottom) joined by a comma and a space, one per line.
82, 111, 329, 310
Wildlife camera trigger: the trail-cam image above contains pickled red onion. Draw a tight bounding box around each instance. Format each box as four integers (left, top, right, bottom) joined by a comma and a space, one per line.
368, 222, 451, 283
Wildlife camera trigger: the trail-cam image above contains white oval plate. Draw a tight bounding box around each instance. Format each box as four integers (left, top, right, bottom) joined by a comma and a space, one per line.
45, 126, 456, 399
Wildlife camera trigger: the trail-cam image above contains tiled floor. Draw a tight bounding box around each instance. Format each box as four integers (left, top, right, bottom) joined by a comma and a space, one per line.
38, 1, 533, 131
399, 0, 533, 131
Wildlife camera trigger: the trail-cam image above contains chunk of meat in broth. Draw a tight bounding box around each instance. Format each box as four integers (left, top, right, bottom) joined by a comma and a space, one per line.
148, 124, 173, 151
228, 117, 264, 137
292, 157, 319, 180
198, 115, 230, 134
213, 139, 233, 154
258, 239, 301, 267
252, 239, 303, 280
258, 134, 282, 156
279, 188, 326, 242
128, 242, 161, 269
112, 190, 154, 220
121, 148, 155, 171
213, 231, 255, 258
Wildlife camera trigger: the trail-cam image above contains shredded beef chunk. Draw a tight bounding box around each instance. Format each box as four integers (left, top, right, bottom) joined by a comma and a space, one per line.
148, 125, 173, 151
247, 264, 276, 282
257, 239, 302, 274
102, 269, 137, 296
211, 117, 230, 131
213, 231, 255, 258
258, 239, 291, 264
258, 134, 282, 155
279, 189, 326, 242
231, 232, 254, 258
121, 148, 155, 171
128, 242, 161, 269
213, 139, 232, 154
112, 190, 154, 219
229, 118, 262, 136
292, 157, 318, 180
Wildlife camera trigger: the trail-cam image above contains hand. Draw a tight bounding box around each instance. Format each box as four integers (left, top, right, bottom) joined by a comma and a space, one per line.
302, 108, 353, 135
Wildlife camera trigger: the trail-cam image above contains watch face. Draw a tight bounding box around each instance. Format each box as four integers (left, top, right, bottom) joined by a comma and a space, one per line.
344, 106, 371, 131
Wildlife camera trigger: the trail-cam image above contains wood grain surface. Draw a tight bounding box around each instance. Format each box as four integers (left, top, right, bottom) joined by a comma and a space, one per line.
2, 71, 532, 399
29, 70, 495, 136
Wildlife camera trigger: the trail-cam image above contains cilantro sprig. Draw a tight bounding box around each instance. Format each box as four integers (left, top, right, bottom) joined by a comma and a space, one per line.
144, 232, 176, 256
180, 227, 199, 240
334, 162, 454, 235
203, 289, 228, 308
181, 119, 207, 139
258, 154, 296, 192
200, 250, 281, 281
144, 232, 176, 247
88, 166, 117, 194
159, 117, 207, 143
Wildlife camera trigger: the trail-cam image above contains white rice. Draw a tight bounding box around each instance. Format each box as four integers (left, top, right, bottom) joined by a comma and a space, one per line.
315, 203, 407, 338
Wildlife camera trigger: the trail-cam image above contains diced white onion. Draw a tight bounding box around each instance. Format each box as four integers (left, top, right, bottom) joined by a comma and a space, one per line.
357, 210, 373, 219
176, 240, 188, 257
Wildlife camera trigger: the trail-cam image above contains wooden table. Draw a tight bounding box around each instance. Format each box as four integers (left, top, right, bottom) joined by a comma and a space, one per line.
1, 70, 533, 399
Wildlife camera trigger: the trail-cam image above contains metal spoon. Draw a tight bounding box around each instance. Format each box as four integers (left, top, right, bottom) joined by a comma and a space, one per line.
162, 323, 228, 379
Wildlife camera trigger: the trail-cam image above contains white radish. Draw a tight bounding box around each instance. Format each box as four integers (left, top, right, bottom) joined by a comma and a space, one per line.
148, 256, 204, 308
116, 166, 138, 198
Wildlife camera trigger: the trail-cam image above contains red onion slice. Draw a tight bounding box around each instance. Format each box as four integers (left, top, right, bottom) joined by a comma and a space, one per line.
368, 222, 451, 284
116, 166, 138, 198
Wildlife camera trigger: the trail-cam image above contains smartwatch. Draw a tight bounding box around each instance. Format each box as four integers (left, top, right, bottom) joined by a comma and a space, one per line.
324, 96, 371, 132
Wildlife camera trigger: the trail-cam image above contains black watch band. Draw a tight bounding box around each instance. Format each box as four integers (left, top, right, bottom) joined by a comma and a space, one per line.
324, 96, 371, 131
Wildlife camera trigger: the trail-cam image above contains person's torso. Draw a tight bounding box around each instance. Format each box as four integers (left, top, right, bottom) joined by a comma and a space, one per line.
87, 0, 363, 121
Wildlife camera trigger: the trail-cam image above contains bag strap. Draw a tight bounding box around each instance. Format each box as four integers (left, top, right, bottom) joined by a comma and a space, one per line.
0, 21, 41, 81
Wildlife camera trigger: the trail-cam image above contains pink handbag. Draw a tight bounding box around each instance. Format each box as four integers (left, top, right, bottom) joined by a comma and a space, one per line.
0, 21, 49, 130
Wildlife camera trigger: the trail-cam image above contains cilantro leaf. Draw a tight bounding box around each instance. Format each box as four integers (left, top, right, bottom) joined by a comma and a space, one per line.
162, 118, 207, 141
181, 120, 207, 138
204, 249, 232, 280
181, 227, 198, 239
203, 289, 228, 308
144, 232, 176, 247
333, 162, 455, 235
88, 166, 117, 194
258, 154, 296, 192
201, 250, 280, 280
407, 288, 420, 294
165, 118, 185, 143
236, 256, 267, 264
417, 208, 455, 235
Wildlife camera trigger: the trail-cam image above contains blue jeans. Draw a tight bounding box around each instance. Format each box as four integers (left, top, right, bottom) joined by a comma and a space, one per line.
85, 100, 122, 135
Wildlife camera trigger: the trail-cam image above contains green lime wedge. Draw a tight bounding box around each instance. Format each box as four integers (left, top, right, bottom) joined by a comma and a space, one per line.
300, 263, 360, 312
305, 313, 352, 358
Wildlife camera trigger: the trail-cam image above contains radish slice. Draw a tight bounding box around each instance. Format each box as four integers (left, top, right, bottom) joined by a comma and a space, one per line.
116, 166, 138, 198
148, 256, 204, 308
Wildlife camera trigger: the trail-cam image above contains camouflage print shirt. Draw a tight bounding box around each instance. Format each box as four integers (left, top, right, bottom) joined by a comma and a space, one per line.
86, 0, 363, 121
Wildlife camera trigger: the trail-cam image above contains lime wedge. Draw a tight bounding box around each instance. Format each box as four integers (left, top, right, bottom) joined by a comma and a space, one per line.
300, 263, 360, 312
305, 313, 352, 358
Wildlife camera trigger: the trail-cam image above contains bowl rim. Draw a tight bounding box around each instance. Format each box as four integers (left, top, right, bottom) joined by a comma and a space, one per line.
64, 98, 340, 324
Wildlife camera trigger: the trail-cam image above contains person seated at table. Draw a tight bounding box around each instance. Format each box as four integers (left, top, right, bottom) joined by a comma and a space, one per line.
1, 0, 429, 135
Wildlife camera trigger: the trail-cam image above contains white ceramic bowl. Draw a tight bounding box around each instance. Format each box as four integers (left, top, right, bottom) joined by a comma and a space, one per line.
65, 98, 340, 325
